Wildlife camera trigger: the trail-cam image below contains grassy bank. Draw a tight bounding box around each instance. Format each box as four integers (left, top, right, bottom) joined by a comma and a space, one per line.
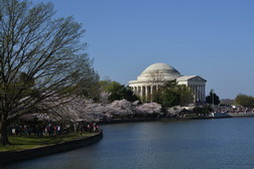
0, 132, 96, 152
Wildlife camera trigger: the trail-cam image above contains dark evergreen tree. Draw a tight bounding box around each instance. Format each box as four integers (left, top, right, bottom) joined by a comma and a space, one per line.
159, 80, 194, 107
206, 89, 220, 105
161, 89, 181, 107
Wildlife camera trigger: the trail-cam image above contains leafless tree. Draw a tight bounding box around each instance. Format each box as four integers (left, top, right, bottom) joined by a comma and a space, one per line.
0, 0, 98, 145
147, 70, 165, 102
149, 70, 165, 84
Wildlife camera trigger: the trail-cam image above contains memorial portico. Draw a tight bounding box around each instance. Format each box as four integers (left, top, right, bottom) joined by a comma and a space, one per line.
129, 63, 207, 103
177, 75, 207, 102
131, 84, 160, 101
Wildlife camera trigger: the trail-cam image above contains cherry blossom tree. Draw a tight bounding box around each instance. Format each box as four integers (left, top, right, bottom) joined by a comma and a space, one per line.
99, 92, 111, 104
136, 102, 162, 116
107, 99, 134, 118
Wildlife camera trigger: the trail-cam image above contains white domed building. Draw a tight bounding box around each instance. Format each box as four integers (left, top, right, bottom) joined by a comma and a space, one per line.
128, 63, 206, 103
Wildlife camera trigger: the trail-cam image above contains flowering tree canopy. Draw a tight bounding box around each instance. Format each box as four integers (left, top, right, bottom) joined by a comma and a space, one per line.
108, 99, 134, 116
136, 102, 162, 115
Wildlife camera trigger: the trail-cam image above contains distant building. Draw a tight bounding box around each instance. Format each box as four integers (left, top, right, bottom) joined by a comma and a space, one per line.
128, 63, 206, 102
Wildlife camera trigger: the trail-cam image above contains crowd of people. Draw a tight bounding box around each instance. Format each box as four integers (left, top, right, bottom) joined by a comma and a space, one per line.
8, 122, 100, 137
77, 122, 99, 134
214, 105, 254, 114
8, 124, 68, 136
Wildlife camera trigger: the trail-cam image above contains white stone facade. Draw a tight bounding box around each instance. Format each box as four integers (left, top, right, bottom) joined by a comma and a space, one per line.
128, 63, 207, 103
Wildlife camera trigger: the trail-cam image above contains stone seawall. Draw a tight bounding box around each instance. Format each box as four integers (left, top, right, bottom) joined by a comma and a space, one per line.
0, 131, 103, 164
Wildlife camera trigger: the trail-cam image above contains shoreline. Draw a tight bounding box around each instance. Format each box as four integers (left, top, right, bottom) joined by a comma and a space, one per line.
98, 113, 254, 125
0, 131, 103, 165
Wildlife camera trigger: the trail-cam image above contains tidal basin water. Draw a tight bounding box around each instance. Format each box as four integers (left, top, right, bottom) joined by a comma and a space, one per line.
3, 118, 254, 169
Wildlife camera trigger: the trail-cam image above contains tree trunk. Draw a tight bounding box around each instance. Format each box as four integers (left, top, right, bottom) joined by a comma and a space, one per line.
0, 115, 10, 146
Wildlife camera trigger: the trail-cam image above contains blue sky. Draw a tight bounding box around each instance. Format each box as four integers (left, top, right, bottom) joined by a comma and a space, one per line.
33, 0, 254, 99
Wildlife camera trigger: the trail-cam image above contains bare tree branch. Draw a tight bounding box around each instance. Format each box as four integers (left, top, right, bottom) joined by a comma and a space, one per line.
0, 0, 98, 145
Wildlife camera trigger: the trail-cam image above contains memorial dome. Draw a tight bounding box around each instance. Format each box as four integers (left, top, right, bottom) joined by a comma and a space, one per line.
137, 63, 181, 81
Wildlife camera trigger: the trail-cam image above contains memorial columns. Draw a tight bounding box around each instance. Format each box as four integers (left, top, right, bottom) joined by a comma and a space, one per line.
151, 85, 153, 102
140, 86, 143, 98
202, 85, 206, 102
145, 86, 148, 102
